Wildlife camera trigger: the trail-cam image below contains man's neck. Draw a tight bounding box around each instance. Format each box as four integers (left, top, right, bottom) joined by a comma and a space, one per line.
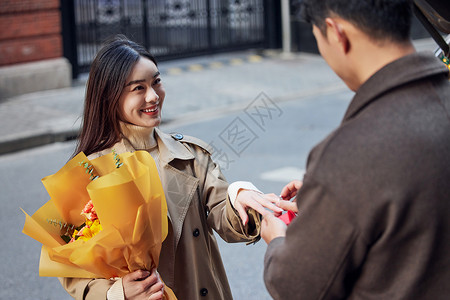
351, 39, 416, 91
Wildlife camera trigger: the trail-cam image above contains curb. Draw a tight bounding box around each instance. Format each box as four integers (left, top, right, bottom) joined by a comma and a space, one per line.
0, 129, 79, 155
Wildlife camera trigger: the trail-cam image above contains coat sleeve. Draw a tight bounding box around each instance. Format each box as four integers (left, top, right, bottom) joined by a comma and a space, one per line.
191, 144, 261, 244
58, 277, 117, 300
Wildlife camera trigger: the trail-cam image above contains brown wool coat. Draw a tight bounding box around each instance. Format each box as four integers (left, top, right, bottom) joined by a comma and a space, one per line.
264, 53, 450, 299
60, 128, 261, 300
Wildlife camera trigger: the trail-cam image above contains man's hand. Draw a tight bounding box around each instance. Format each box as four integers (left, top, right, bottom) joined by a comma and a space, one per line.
261, 212, 287, 244
280, 180, 303, 200
234, 190, 283, 225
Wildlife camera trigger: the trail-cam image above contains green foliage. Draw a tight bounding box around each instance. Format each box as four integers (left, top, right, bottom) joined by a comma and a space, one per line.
112, 149, 123, 168
79, 161, 99, 181
47, 218, 84, 243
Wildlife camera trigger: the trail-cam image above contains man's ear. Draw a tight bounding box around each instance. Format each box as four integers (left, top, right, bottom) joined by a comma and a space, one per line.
325, 18, 350, 53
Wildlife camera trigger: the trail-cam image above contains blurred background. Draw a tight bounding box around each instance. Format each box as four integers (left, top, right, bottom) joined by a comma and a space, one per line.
0, 0, 433, 99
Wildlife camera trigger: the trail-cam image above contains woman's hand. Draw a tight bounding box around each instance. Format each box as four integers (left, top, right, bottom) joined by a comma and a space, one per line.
123, 269, 164, 300
234, 190, 283, 225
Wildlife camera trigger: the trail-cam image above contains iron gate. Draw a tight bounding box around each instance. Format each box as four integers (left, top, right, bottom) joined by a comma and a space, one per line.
62, 0, 269, 76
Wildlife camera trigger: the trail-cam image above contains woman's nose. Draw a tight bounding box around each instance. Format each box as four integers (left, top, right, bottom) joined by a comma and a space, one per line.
145, 88, 159, 103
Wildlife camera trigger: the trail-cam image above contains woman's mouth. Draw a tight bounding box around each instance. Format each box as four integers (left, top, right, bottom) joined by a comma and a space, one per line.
142, 107, 158, 113
141, 104, 159, 115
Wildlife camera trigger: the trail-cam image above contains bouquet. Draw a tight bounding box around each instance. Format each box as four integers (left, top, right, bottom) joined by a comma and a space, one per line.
21, 150, 176, 299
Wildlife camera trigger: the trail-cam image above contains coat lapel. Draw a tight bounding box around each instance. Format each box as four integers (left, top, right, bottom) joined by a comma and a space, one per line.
155, 128, 199, 248
160, 165, 199, 248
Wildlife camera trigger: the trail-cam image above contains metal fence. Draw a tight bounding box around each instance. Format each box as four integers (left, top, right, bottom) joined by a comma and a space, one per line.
62, 0, 268, 76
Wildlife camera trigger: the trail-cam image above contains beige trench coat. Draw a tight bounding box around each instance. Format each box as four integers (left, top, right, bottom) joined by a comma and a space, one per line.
59, 128, 261, 300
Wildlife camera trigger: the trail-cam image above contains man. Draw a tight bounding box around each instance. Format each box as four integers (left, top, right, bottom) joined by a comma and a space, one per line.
261, 0, 450, 299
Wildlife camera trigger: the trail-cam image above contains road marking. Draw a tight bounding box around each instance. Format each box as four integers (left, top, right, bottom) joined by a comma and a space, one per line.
230, 58, 244, 65
163, 55, 265, 75
248, 55, 263, 63
209, 61, 224, 69
167, 67, 183, 75
260, 167, 305, 182
189, 64, 204, 72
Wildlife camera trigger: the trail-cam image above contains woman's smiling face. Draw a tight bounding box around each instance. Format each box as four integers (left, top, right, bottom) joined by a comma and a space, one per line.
119, 57, 165, 128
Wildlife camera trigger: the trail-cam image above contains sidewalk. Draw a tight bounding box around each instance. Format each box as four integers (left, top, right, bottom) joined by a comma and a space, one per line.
0, 38, 438, 155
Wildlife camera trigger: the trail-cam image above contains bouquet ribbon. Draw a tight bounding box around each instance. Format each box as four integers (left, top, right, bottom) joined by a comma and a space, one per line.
22, 150, 176, 299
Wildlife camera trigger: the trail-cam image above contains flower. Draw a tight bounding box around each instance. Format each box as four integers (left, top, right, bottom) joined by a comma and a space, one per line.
60, 149, 123, 243
69, 199, 102, 242
21, 150, 177, 299
81, 200, 98, 222
72, 219, 103, 242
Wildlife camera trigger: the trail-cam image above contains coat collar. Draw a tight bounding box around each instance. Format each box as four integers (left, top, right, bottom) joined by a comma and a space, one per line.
154, 128, 195, 164
112, 127, 195, 164
343, 52, 449, 121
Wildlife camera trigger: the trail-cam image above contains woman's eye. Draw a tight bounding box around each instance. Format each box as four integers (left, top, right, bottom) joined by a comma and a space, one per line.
154, 78, 162, 85
132, 85, 144, 91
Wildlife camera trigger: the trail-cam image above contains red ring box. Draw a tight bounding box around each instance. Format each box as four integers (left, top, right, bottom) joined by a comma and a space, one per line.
278, 210, 297, 225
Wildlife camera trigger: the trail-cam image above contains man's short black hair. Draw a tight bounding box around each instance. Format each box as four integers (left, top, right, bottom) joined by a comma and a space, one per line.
299, 0, 413, 43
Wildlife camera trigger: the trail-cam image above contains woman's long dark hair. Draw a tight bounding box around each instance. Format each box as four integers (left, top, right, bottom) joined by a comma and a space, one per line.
72, 35, 157, 158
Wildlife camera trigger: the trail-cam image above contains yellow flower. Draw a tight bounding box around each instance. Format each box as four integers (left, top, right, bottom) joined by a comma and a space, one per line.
72, 219, 103, 242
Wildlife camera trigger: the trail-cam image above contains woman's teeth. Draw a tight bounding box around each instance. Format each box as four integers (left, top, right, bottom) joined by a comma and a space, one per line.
142, 108, 157, 112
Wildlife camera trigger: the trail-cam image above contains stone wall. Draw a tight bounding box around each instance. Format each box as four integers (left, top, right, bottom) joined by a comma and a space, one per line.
0, 0, 71, 100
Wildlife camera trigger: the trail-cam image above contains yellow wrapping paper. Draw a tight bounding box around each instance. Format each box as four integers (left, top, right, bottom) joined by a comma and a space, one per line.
22, 151, 176, 299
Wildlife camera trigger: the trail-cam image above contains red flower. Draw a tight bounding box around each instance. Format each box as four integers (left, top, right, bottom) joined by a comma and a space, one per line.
81, 200, 98, 221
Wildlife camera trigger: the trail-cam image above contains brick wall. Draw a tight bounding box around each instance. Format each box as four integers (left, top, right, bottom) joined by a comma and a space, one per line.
0, 0, 62, 66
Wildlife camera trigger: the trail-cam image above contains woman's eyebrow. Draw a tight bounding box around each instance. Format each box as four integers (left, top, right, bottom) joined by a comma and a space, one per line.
125, 72, 160, 87
125, 79, 145, 87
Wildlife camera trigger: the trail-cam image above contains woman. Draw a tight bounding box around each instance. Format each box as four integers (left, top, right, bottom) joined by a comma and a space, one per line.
60, 35, 281, 300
